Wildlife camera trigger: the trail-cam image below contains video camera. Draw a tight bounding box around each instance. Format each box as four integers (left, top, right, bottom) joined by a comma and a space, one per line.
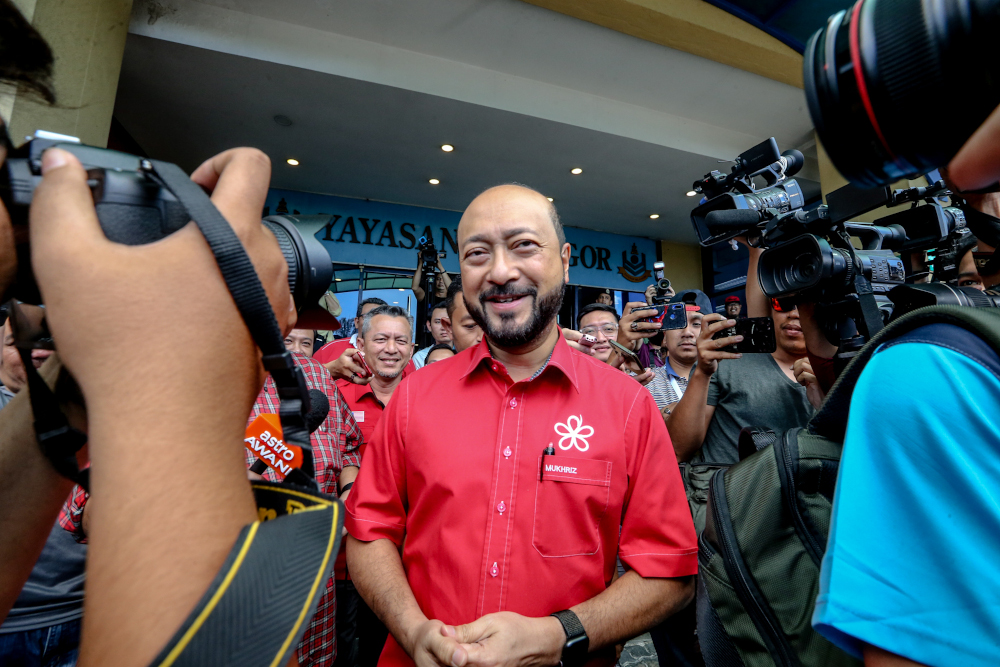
416, 235, 444, 272
689, 135, 999, 361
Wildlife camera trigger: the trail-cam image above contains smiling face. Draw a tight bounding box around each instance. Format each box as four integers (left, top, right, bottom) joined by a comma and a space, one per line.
578, 310, 617, 362
284, 328, 315, 357
361, 314, 412, 379
772, 306, 806, 356
458, 186, 570, 351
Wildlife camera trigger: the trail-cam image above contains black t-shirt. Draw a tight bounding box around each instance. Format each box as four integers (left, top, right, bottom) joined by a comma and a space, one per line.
0, 523, 86, 633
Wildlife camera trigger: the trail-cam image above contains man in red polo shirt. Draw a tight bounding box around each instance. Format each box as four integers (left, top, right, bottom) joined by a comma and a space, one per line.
345, 184, 697, 667
336, 304, 415, 667
318, 298, 417, 383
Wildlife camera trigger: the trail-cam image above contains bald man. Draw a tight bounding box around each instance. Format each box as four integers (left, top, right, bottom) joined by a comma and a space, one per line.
345, 184, 696, 667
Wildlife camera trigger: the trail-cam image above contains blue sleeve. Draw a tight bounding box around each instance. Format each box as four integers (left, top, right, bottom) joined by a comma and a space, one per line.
813, 342, 1000, 666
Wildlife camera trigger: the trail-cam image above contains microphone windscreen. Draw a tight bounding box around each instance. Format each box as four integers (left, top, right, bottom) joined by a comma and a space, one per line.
305, 388, 330, 433
705, 209, 763, 230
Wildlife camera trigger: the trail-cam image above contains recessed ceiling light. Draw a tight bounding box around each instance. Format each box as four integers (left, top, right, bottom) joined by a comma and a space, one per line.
546, 197, 554, 202
686, 190, 698, 197
570, 168, 583, 175
398, 288, 405, 291
441, 144, 454, 152
429, 178, 440, 185
286, 158, 300, 166
335, 278, 342, 282
273, 115, 292, 127
649, 214, 660, 219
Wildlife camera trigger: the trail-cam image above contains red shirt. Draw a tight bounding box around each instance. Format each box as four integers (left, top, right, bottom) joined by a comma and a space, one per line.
333, 378, 394, 580
315, 336, 417, 377
335, 380, 389, 459
345, 333, 697, 667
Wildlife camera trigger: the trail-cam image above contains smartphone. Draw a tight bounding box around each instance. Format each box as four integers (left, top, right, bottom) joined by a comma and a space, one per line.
629, 302, 687, 330
608, 339, 640, 362
578, 334, 597, 348
352, 340, 372, 377
712, 317, 776, 354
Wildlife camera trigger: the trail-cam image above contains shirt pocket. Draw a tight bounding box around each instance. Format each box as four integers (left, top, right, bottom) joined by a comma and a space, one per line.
532, 455, 612, 557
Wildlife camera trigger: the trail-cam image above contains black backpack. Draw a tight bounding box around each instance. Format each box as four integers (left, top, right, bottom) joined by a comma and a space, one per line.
695, 305, 1000, 667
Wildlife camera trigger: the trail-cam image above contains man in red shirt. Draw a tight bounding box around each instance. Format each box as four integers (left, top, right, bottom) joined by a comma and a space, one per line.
345, 184, 697, 667
318, 298, 417, 384
335, 304, 416, 667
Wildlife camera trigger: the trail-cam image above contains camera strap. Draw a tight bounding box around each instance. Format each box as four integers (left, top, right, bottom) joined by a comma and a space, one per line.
146, 160, 316, 483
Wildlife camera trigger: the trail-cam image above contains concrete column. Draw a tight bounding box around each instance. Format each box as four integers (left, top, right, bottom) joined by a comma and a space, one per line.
661, 241, 703, 291
2, 0, 132, 147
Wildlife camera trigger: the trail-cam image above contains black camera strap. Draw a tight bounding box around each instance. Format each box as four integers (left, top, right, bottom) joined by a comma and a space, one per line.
144, 160, 316, 482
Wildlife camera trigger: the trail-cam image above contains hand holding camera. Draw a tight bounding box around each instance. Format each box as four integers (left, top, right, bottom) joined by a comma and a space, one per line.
616, 301, 661, 350
694, 314, 743, 378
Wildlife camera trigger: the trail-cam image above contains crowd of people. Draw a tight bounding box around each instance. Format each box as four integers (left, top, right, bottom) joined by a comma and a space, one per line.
2, 2, 1000, 667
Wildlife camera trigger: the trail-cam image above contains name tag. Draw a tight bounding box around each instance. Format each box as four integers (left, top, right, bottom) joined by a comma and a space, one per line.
352, 411, 365, 423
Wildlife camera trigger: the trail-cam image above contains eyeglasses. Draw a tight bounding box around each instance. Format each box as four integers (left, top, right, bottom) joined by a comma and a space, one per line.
579, 323, 619, 337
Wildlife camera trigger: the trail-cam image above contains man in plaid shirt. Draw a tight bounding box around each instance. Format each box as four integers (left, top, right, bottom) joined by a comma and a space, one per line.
60, 346, 361, 667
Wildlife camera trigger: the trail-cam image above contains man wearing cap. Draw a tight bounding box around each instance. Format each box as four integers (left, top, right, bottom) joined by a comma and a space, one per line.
724, 295, 743, 319
644, 290, 711, 413
594, 288, 613, 306
345, 184, 696, 667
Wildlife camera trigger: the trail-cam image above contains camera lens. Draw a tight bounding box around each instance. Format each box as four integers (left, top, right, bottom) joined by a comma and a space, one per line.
791, 252, 820, 283
263, 216, 334, 311
805, 0, 1000, 187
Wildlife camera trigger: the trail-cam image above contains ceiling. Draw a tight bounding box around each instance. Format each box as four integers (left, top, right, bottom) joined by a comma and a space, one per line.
118, 0, 822, 245
704, 0, 854, 52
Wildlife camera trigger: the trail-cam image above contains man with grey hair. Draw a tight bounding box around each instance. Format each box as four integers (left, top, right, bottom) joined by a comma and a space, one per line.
334, 304, 414, 667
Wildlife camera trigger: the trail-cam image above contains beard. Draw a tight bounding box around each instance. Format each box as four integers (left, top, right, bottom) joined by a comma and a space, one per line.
467, 279, 566, 349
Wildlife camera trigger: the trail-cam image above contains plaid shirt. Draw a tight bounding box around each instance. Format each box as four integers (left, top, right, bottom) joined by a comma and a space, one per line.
60, 353, 362, 667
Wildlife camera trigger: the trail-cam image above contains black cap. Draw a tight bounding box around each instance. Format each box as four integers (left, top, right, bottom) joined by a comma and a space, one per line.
670, 289, 712, 315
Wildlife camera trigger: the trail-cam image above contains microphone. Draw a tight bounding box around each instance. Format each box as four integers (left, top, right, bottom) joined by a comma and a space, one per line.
304, 388, 330, 433
780, 149, 804, 178
705, 209, 766, 230
249, 389, 330, 475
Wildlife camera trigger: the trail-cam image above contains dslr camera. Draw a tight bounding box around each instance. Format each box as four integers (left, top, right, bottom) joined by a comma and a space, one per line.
0, 130, 333, 308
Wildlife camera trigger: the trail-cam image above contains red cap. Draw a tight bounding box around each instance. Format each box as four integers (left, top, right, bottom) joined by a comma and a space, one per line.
725, 296, 741, 303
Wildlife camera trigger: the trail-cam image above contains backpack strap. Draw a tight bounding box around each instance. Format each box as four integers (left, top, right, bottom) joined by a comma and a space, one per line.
810, 305, 1000, 441
737, 426, 777, 461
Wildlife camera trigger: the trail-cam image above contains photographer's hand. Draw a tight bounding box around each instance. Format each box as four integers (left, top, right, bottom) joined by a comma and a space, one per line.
560, 328, 592, 353
617, 301, 660, 350
666, 314, 739, 462
31, 147, 293, 667
325, 347, 374, 385
793, 358, 826, 410
644, 285, 656, 306
950, 103, 1000, 191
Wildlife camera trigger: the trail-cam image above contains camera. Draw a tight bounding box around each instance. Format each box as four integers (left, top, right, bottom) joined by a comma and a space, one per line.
417, 235, 443, 271
690, 137, 805, 247
0, 130, 332, 308
804, 0, 1000, 188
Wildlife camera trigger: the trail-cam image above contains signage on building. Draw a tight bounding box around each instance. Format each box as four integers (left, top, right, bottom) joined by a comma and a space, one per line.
265, 189, 659, 291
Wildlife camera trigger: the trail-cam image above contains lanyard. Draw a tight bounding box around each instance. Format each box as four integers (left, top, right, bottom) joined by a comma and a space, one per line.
668, 375, 683, 399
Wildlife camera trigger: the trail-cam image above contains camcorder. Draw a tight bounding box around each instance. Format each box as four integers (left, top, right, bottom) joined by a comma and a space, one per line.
417, 234, 444, 272
690, 135, 1000, 363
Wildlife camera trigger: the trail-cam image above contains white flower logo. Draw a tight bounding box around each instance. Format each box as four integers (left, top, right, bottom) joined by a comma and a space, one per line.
554, 415, 594, 452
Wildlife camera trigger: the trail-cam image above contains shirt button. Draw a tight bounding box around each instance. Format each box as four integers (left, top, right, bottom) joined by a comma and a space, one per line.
503, 446, 512, 458
497, 500, 506, 514
492, 363, 499, 371
509, 397, 517, 408
490, 562, 499, 578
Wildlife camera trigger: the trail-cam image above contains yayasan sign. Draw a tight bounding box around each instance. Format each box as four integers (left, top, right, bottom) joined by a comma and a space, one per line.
264, 189, 659, 290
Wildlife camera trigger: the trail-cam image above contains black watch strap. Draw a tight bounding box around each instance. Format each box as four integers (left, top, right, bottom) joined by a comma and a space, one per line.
550, 609, 589, 667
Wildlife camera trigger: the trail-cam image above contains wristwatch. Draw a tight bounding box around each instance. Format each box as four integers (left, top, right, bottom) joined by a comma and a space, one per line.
550, 609, 589, 667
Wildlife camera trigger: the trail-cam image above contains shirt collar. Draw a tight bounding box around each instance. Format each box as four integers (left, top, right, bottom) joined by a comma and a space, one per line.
461, 328, 581, 392
662, 359, 682, 379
